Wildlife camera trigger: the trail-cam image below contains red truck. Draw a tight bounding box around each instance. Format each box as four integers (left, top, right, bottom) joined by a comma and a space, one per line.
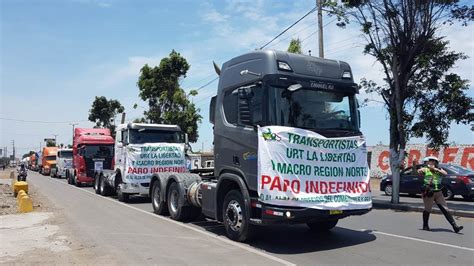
67, 128, 114, 187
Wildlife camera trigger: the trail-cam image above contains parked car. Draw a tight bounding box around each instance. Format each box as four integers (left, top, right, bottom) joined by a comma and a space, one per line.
380, 164, 474, 200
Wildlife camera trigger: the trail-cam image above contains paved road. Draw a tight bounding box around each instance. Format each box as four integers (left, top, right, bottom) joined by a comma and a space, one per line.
27, 171, 473, 265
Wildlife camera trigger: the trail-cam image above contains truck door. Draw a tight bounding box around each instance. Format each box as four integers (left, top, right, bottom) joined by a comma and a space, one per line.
215, 84, 264, 191
115, 129, 127, 173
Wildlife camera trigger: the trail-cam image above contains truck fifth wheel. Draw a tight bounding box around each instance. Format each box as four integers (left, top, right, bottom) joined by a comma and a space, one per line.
150, 49, 372, 242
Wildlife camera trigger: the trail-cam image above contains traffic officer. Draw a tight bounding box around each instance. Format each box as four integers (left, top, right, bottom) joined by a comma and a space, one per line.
417, 156, 463, 233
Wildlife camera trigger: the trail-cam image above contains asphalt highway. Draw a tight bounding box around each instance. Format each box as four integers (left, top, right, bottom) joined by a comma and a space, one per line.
27, 171, 473, 265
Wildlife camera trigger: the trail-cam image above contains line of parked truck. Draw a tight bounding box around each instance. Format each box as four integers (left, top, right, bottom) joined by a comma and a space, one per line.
30, 50, 375, 242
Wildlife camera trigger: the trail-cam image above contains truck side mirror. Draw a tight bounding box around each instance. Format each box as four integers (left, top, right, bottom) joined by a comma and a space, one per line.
358, 110, 361, 128
209, 96, 216, 124
237, 88, 253, 126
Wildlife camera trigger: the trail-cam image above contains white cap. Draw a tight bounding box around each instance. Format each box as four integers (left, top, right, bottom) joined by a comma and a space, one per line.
423, 156, 439, 162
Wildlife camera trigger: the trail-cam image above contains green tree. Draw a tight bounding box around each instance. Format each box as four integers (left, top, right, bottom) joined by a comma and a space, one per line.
88, 96, 125, 137
22, 151, 35, 159
329, 0, 473, 203
137, 50, 202, 142
287, 38, 303, 54
46, 140, 56, 147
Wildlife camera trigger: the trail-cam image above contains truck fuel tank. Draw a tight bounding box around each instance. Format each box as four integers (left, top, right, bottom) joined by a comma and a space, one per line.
199, 181, 217, 219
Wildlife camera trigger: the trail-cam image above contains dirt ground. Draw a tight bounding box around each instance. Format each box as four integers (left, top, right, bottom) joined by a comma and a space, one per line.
0, 168, 52, 215
0, 168, 115, 264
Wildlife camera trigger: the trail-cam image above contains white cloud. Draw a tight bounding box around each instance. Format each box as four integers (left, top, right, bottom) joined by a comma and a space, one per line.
201, 2, 229, 23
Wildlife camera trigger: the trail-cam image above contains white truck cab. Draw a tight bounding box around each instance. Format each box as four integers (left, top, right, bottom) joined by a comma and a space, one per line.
95, 123, 187, 202
52, 149, 73, 178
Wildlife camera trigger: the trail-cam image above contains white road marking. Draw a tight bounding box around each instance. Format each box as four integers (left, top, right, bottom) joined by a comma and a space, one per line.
362, 229, 474, 252
39, 176, 296, 266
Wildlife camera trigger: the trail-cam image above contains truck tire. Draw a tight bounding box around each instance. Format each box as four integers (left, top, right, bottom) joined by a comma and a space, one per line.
151, 181, 168, 215
74, 175, 81, 187
307, 219, 338, 232
94, 174, 100, 194
167, 182, 190, 221
117, 184, 129, 202
100, 175, 113, 196
222, 190, 253, 242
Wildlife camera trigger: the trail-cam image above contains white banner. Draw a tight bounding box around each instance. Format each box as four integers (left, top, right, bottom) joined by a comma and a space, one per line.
124, 143, 186, 183
258, 126, 372, 210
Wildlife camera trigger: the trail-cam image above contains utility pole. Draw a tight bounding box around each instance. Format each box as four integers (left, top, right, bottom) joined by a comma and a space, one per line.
11, 140, 15, 160
317, 0, 324, 58
53, 134, 58, 146
69, 123, 78, 146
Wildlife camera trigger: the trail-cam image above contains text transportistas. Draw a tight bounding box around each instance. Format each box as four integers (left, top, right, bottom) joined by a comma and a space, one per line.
125, 143, 186, 183
258, 126, 372, 210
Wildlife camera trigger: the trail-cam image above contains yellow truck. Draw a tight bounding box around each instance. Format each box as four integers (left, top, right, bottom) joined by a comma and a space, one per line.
41, 147, 58, 176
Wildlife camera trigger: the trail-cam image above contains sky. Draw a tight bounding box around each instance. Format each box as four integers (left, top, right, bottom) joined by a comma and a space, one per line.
1, 0, 473, 158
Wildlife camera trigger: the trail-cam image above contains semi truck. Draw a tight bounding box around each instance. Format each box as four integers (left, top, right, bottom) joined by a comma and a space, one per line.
147, 50, 372, 242
94, 123, 187, 202
28, 154, 36, 170
41, 147, 58, 176
35, 151, 42, 172
51, 149, 73, 178
67, 128, 114, 187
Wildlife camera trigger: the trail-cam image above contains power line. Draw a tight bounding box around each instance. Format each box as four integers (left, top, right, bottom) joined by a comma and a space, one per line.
195, 77, 219, 92
267, 21, 317, 48
0, 117, 88, 124
300, 18, 337, 44
259, 6, 317, 50
185, 72, 216, 89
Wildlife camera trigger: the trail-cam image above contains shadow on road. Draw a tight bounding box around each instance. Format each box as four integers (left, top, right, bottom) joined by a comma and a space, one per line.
193, 221, 376, 255
126, 196, 151, 204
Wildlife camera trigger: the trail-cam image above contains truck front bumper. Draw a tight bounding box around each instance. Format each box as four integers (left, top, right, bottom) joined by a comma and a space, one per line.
77, 175, 94, 184
58, 168, 68, 178
258, 204, 371, 224
121, 182, 150, 196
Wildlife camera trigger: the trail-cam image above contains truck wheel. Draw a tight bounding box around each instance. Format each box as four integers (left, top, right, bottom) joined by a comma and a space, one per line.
117, 184, 129, 202
307, 219, 338, 232
100, 175, 112, 196
74, 176, 81, 187
94, 174, 100, 194
167, 182, 190, 221
152, 181, 168, 215
222, 190, 253, 242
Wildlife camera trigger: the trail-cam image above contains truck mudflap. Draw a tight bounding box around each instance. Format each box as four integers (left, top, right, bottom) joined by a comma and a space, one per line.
255, 203, 371, 224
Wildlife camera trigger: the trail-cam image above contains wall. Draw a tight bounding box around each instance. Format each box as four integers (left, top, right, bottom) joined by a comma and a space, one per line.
368, 144, 474, 178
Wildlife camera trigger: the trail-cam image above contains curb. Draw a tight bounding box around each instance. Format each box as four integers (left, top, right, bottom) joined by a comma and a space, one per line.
372, 200, 474, 218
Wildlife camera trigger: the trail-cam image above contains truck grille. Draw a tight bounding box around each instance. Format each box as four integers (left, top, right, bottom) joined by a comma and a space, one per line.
84, 158, 113, 178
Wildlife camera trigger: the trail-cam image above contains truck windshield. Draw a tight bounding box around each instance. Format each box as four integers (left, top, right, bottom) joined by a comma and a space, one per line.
82, 145, 113, 159
268, 86, 359, 131
59, 151, 72, 158
129, 129, 182, 144
45, 156, 56, 161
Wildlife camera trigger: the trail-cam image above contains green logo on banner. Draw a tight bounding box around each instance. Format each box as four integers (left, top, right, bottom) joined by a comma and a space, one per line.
262, 128, 281, 141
